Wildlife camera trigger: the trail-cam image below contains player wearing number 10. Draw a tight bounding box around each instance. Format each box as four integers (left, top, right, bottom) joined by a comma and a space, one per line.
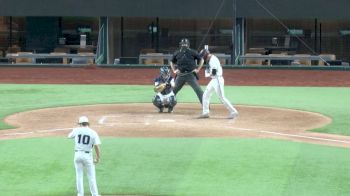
68, 116, 101, 196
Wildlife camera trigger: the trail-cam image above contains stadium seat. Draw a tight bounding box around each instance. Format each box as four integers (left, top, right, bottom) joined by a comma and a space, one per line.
292, 54, 311, 66
269, 53, 290, 65
243, 53, 264, 66
54, 47, 70, 53
7, 45, 20, 54
72, 52, 95, 64
318, 54, 336, 66
15, 52, 34, 64
143, 53, 164, 65
50, 52, 68, 64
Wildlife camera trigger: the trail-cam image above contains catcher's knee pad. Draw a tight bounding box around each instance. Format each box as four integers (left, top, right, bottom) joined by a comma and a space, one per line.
169, 95, 177, 107
152, 95, 163, 108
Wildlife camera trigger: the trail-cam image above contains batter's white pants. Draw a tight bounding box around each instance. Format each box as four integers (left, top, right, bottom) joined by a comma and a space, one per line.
202, 77, 238, 115
74, 151, 99, 196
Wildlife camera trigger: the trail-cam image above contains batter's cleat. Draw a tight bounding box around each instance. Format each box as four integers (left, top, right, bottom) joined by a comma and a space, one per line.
168, 107, 174, 113
228, 112, 238, 119
198, 113, 210, 119
158, 107, 164, 113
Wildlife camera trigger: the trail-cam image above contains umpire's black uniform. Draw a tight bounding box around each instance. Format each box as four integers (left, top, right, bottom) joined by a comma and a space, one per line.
170, 47, 204, 104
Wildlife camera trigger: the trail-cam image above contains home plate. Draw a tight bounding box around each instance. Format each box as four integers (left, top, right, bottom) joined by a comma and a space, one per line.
158, 119, 176, 123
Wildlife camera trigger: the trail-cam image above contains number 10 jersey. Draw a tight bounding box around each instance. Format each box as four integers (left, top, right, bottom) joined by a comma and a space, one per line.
68, 127, 101, 152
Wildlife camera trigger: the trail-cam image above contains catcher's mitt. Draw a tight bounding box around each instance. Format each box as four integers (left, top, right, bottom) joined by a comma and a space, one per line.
154, 83, 167, 93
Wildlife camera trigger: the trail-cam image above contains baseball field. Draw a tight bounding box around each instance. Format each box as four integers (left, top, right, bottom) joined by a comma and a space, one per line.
1, 67, 350, 196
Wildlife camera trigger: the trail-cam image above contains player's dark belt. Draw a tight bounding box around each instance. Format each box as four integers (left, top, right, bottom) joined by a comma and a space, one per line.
178, 71, 193, 77
75, 150, 90, 153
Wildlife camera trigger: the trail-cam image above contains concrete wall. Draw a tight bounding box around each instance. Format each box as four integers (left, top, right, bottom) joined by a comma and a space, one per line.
0, 0, 349, 19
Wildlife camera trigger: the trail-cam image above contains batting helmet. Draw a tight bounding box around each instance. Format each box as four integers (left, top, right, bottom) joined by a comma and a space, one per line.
160, 66, 170, 79
199, 48, 210, 61
179, 38, 190, 48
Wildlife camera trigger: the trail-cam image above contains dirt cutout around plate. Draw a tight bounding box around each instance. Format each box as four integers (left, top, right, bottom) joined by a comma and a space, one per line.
2, 103, 350, 148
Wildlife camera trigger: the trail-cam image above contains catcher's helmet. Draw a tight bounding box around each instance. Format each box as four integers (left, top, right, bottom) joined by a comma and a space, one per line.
179, 38, 190, 48
160, 66, 170, 78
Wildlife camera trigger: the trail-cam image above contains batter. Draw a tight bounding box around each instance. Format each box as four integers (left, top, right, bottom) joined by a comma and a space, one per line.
198, 46, 238, 119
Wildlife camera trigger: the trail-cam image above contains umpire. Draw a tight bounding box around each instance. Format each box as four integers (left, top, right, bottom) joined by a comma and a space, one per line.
170, 38, 204, 104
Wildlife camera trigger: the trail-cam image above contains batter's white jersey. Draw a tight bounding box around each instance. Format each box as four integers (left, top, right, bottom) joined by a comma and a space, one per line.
205, 55, 223, 78
202, 55, 238, 117
68, 126, 101, 196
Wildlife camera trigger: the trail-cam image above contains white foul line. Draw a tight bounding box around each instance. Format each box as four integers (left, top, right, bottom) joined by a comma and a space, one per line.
2, 127, 74, 136
3, 132, 34, 136
226, 125, 350, 145
2, 117, 350, 145
1, 125, 106, 137
37, 127, 74, 133
259, 130, 350, 144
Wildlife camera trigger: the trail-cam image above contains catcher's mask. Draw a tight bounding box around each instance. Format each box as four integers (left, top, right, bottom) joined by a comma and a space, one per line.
160, 66, 170, 79
179, 38, 190, 49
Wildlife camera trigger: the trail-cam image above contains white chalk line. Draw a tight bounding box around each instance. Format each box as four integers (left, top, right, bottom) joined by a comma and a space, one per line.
100, 115, 350, 145
2, 116, 350, 145
157, 119, 176, 123
3, 131, 35, 136
229, 125, 350, 144
98, 115, 176, 126
259, 130, 350, 144
1, 125, 106, 137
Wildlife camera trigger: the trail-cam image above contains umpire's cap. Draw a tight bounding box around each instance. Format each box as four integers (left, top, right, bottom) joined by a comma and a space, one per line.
79, 116, 89, 123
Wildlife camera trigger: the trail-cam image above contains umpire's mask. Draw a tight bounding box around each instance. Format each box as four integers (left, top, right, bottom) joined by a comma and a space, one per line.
179, 38, 190, 50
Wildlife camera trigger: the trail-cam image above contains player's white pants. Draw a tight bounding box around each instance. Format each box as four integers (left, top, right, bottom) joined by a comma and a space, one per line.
74, 151, 99, 196
202, 76, 237, 115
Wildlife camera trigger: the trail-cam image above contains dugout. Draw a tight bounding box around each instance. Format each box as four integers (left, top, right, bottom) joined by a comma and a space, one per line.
0, 0, 350, 65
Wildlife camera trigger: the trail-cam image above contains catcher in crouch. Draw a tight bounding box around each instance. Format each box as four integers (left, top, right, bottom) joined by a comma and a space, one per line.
152, 66, 177, 113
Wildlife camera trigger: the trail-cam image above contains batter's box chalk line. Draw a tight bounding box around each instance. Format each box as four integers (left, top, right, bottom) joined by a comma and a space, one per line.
98, 115, 176, 126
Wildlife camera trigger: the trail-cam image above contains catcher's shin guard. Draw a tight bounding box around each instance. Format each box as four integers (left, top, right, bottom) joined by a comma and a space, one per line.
169, 95, 177, 107
167, 95, 177, 113
152, 95, 164, 112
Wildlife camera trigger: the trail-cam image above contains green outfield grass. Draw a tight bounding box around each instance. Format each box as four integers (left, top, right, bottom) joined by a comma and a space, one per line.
0, 84, 350, 195
1, 138, 350, 196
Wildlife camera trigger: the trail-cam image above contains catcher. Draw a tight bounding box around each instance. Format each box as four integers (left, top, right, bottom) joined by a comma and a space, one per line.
152, 65, 177, 113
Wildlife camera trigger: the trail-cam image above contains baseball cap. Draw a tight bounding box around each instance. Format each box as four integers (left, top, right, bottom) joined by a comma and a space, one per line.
79, 116, 89, 123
